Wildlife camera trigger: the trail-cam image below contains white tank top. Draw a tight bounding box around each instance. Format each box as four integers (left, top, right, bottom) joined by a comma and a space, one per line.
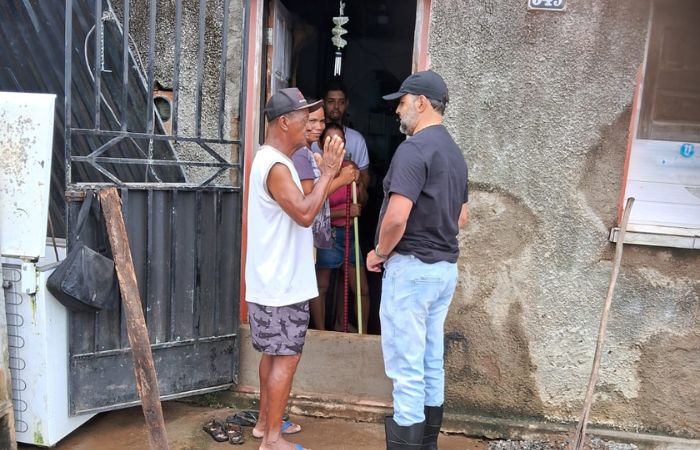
245, 145, 317, 306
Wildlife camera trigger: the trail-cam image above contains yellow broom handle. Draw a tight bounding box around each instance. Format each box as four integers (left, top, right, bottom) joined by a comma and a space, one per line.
352, 181, 363, 334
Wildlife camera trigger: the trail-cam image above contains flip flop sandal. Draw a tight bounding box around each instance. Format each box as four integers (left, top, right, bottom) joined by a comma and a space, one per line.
251, 420, 302, 439
225, 410, 257, 427
280, 420, 302, 435
225, 410, 289, 427
243, 410, 289, 422
202, 418, 228, 443
224, 422, 244, 445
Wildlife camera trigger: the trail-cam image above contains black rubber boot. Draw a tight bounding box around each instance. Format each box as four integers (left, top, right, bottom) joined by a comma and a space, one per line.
385, 416, 425, 450
421, 405, 444, 450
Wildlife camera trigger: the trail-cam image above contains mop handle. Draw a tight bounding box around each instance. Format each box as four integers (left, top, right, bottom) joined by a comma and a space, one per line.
352, 181, 363, 335
343, 185, 351, 333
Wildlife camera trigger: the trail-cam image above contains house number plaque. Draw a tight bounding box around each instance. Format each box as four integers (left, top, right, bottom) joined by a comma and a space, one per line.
528, 0, 566, 11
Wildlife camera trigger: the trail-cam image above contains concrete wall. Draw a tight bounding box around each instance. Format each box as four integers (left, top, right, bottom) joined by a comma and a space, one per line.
429, 0, 700, 439
237, 325, 392, 406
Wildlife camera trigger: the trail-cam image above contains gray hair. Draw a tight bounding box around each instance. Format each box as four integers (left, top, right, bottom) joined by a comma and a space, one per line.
428, 98, 446, 115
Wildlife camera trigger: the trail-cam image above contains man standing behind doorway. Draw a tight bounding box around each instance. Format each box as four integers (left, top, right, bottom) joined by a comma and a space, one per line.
246, 87, 345, 450
312, 80, 370, 197
367, 70, 469, 450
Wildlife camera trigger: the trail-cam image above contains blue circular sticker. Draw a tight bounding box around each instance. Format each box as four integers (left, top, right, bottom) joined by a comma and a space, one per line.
680, 143, 695, 158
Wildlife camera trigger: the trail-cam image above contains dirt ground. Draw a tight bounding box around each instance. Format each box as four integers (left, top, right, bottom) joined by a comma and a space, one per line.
17, 400, 487, 450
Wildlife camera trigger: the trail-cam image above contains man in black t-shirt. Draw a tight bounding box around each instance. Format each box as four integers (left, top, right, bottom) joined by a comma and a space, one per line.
367, 70, 469, 450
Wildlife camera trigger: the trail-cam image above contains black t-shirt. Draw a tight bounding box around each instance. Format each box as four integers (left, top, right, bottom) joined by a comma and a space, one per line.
377, 124, 468, 264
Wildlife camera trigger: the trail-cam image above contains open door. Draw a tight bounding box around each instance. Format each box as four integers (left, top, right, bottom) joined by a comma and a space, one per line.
269, 0, 293, 94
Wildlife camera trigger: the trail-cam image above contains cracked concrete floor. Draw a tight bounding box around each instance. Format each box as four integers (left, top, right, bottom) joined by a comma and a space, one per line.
18, 401, 486, 450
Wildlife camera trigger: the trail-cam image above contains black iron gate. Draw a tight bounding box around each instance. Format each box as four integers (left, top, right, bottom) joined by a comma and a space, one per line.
63, 0, 246, 414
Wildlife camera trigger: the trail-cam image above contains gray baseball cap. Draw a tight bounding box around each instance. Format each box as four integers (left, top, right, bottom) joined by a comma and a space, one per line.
382, 70, 449, 104
264, 87, 322, 121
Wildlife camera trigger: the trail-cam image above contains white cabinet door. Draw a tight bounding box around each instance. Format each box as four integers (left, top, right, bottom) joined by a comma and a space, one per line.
0, 92, 55, 259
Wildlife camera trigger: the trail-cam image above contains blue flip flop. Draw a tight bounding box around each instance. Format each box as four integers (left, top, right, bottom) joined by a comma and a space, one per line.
281, 420, 301, 434
251, 420, 302, 439
294, 444, 303, 450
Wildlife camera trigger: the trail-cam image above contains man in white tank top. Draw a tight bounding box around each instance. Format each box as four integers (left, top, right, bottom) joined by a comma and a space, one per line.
245, 87, 345, 450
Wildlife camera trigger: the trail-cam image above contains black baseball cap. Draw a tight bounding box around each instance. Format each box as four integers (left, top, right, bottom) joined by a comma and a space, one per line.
264, 87, 322, 121
382, 70, 449, 104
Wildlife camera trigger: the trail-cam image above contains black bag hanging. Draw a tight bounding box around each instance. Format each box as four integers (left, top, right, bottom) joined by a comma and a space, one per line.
46, 191, 120, 312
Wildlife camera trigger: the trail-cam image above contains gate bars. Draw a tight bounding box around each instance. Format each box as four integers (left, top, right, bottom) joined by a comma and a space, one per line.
64, 0, 247, 190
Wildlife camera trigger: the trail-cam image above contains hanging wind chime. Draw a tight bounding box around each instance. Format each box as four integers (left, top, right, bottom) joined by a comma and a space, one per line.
331, 1, 348, 76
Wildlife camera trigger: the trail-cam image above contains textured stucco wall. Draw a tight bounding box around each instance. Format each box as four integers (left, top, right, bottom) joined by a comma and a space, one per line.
111, 0, 244, 184
430, 0, 700, 439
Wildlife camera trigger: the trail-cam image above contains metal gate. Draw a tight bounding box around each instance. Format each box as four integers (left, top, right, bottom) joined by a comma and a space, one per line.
63, 0, 246, 414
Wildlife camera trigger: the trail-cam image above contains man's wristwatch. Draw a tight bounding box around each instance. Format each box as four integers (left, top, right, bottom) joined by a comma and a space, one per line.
375, 244, 389, 260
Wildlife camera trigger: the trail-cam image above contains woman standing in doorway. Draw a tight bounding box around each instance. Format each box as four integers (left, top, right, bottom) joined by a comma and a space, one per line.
291, 104, 358, 330
314, 123, 370, 333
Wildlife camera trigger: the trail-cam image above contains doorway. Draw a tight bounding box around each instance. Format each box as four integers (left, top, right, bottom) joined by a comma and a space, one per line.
262, 0, 421, 333
617, 0, 700, 247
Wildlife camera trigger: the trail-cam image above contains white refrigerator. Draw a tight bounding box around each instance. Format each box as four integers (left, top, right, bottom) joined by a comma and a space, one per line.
0, 92, 96, 446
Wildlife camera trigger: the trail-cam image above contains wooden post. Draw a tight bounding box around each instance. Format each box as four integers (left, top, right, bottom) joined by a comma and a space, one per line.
99, 188, 169, 450
571, 198, 635, 450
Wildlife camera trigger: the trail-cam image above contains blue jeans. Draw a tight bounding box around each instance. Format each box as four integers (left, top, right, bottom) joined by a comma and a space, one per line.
380, 253, 458, 426
315, 226, 363, 269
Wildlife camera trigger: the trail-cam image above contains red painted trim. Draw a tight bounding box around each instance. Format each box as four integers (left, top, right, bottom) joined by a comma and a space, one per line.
416, 0, 431, 71
617, 66, 643, 225
239, 0, 260, 324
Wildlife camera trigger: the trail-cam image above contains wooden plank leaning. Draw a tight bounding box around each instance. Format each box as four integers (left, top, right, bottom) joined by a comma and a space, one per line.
99, 187, 169, 450
571, 197, 635, 450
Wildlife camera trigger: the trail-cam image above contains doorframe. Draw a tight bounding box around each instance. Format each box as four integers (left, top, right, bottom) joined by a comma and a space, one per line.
413, 0, 432, 72
240, 0, 265, 323
239, 0, 432, 322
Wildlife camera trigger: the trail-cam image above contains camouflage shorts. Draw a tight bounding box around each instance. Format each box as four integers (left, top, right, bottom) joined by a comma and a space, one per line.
247, 301, 310, 356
